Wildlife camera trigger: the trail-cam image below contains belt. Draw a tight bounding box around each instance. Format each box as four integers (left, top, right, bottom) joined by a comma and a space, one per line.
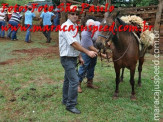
61, 56, 77, 58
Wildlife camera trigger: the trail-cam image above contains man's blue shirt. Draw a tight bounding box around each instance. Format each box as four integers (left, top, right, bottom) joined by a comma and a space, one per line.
40, 11, 54, 26
24, 10, 35, 25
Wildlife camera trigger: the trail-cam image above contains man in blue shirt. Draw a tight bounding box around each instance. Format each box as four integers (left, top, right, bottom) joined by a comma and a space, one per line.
52, 4, 60, 30
78, 19, 106, 93
24, 6, 36, 43
40, 8, 55, 43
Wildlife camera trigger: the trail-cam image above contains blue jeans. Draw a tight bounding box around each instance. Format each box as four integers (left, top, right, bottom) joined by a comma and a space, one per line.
7, 21, 19, 40
53, 13, 59, 30
60, 57, 79, 108
25, 24, 32, 42
0, 21, 6, 37
78, 52, 97, 82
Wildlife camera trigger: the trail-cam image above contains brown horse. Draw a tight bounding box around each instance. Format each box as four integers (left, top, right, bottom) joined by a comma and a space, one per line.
96, 13, 146, 100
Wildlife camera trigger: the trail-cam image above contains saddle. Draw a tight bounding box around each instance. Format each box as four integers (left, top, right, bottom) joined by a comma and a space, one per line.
132, 31, 148, 57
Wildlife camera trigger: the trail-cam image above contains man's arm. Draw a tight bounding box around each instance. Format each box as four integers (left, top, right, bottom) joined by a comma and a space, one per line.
51, 14, 56, 20
22, 13, 25, 26
79, 54, 84, 65
89, 46, 98, 52
33, 17, 40, 21
71, 42, 97, 58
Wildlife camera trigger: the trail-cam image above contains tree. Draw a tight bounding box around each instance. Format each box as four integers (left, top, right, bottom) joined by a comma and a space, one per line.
0, 0, 6, 5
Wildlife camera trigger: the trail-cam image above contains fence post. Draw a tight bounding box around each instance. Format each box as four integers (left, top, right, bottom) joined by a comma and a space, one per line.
154, 0, 163, 31
60, 0, 67, 25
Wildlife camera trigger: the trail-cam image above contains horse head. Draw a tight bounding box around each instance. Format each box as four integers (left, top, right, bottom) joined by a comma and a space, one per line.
95, 11, 120, 50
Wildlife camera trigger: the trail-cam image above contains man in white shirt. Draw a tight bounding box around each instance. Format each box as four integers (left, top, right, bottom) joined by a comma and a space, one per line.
59, 5, 97, 114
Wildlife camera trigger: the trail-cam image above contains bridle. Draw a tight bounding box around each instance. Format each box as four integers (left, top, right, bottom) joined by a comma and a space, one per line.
98, 32, 112, 46
98, 32, 113, 67
97, 18, 132, 63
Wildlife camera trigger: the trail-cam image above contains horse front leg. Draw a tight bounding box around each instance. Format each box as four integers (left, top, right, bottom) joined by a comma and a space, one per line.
113, 65, 120, 99
130, 66, 136, 100
120, 68, 125, 82
138, 57, 144, 87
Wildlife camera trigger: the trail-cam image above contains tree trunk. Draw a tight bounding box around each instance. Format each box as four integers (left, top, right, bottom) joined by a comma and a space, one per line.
154, 0, 163, 31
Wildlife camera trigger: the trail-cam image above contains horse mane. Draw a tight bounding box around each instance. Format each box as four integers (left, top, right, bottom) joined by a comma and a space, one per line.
112, 17, 140, 47
116, 17, 128, 26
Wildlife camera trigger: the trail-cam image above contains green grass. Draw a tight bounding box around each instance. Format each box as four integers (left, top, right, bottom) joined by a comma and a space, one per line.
0, 0, 33, 6
0, 31, 163, 121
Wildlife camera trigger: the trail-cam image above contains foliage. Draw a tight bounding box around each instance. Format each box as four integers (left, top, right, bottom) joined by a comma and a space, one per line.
133, 0, 159, 6
0, 0, 33, 6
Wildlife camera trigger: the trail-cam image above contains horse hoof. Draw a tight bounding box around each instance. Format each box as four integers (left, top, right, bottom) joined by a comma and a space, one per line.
113, 93, 118, 99
130, 95, 136, 101
138, 83, 142, 87
120, 78, 123, 82
112, 96, 118, 100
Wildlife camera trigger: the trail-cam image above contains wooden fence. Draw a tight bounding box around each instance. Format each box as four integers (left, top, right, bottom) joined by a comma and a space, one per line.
59, 0, 163, 53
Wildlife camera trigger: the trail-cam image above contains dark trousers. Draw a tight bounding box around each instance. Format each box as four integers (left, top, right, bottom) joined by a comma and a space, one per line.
25, 24, 32, 42
60, 57, 79, 108
42, 25, 51, 42
78, 52, 97, 82
0, 21, 6, 37
8, 21, 19, 40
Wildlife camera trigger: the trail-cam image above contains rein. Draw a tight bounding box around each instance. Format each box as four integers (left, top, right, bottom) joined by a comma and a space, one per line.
98, 20, 132, 63
98, 48, 112, 67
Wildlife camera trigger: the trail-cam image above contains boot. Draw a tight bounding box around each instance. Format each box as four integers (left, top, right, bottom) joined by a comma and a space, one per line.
87, 79, 99, 89
78, 82, 82, 93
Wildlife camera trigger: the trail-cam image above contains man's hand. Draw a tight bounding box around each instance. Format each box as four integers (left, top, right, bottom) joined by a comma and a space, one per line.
87, 51, 97, 58
79, 55, 84, 65
71, 42, 97, 58
100, 53, 107, 58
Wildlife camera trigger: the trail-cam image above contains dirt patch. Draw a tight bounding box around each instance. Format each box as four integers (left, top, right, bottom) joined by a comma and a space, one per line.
12, 46, 59, 56
0, 37, 10, 42
0, 58, 27, 65
0, 46, 59, 65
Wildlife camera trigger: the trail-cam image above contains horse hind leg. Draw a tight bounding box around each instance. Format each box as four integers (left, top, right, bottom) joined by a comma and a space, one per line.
120, 68, 125, 82
113, 66, 120, 99
130, 66, 136, 100
138, 57, 144, 87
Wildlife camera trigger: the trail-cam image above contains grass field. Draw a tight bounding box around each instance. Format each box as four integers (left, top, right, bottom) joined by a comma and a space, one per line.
0, 30, 162, 122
